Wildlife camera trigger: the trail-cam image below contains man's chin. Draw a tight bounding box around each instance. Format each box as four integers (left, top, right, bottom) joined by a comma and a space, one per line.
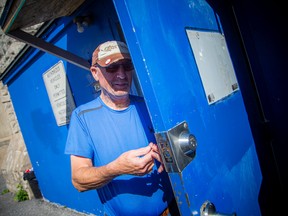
113, 88, 129, 95
112, 91, 130, 99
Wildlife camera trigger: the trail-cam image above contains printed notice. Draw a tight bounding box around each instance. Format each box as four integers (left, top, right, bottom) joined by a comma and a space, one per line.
43, 61, 76, 126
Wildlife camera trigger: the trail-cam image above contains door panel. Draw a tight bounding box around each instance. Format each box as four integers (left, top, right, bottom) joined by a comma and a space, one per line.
114, 0, 262, 215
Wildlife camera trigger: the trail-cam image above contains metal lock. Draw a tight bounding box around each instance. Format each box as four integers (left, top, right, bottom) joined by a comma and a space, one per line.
155, 121, 197, 173
200, 201, 237, 216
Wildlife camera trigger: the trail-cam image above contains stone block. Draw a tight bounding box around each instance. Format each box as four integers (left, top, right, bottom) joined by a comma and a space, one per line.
10, 120, 20, 134
0, 143, 8, 168
1, 132, 32, 197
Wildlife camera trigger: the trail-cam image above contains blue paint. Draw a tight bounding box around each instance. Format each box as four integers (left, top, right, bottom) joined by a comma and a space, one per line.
114, 0, 262, 215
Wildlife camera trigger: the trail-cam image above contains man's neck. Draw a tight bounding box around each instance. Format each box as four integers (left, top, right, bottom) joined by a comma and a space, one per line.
100, 92, 130, 110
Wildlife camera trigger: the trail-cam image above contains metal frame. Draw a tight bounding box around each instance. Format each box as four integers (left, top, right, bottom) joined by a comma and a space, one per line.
7, 29, 90, 71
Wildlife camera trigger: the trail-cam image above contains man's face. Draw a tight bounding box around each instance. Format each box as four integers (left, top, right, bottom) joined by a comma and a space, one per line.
91, 59, 134, 99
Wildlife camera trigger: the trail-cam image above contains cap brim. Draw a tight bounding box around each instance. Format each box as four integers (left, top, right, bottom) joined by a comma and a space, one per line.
97, 53, 131, 67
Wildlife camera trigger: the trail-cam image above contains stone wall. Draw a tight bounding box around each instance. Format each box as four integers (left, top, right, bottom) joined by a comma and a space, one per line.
0, 81, 35, 199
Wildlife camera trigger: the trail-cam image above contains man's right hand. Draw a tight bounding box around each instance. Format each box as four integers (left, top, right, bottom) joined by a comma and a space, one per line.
114, 145, 155, 176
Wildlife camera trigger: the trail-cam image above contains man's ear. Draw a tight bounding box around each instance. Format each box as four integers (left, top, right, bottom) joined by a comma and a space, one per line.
90, 67, 99, 81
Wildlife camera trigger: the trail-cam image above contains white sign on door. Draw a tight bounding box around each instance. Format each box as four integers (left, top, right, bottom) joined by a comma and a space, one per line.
43, 61, 75, 126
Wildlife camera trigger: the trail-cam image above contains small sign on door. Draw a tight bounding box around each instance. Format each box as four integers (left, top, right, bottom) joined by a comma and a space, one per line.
43, 61, 75, 126
186, 29, 239, 105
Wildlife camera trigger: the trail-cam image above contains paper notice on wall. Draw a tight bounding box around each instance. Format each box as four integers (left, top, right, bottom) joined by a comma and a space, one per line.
43, 61, 75, 126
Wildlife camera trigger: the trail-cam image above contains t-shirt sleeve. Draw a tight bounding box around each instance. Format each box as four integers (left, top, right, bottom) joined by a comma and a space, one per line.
64, 109, 93, 159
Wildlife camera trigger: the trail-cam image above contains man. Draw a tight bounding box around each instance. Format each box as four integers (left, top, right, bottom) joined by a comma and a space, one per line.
65, 41, 177, 215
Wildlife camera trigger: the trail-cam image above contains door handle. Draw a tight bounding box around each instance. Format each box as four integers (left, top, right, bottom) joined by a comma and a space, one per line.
200, 201, 237, 216
179, 130, 197, 157
155, 121, 197, 172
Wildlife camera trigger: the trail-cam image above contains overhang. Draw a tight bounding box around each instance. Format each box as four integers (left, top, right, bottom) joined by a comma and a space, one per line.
0, 0, 90, 77
1, 0, 86, 33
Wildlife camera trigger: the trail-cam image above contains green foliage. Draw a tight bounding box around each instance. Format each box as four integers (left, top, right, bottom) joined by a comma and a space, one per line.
14, 184, 29, 202
1, 188, 10, 195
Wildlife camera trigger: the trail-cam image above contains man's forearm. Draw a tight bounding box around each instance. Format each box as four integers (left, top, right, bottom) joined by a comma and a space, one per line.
72, 162, 119, 192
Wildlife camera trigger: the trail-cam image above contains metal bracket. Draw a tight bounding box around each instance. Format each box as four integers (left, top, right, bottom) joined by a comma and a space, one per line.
8, 29, 91, 71
155, 121, 197, 173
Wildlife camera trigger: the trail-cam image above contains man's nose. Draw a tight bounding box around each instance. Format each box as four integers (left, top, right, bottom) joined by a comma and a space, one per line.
115, 65, 126, 78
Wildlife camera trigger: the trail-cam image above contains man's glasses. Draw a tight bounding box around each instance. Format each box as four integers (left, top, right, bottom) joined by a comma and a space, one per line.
97, 61, 134, 73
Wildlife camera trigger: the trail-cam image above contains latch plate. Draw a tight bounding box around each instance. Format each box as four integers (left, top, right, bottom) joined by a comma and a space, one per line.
155, 121, 197, 173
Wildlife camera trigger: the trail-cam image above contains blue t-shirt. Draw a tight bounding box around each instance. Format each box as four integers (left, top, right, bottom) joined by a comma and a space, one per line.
65, 95, 173, 216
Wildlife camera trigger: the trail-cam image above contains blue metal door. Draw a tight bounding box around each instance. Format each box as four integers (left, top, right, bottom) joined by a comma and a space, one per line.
114, 0, 262, 215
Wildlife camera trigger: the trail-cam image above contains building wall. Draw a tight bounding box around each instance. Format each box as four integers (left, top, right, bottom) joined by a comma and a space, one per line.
2, 0, 119, 214
0, 80, 33, 198
1, 0, 286, 215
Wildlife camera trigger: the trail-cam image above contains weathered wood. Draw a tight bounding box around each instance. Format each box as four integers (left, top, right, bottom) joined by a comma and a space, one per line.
3, 0, 85, 32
